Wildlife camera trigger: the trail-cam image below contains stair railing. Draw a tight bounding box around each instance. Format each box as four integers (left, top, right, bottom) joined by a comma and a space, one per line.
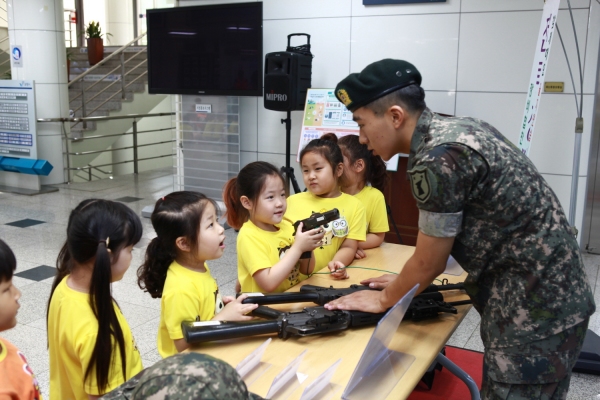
37, 112, 175, 183
69, 32, 148, 129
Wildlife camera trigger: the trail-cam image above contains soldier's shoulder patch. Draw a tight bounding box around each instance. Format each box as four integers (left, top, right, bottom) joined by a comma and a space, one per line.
408, 166, 433, 203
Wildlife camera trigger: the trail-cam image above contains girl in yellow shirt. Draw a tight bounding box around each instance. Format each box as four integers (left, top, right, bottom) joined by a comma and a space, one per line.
137, 191, 258, 358
338, 134, 390, 258
223, 162, 324, 293
47, 199, 144, 399
284, 135, 367, 276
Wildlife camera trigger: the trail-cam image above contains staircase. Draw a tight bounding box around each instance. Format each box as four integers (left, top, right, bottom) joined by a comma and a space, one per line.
66, 35, 172, 182
68, 45, 149, 135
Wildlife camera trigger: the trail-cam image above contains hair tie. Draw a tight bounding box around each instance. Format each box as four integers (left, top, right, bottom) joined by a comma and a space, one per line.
162, 196, 165, 201
99, 237, 110, 247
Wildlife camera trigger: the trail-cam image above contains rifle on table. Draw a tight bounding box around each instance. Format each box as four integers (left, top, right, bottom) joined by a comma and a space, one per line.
182, 283, 471, 344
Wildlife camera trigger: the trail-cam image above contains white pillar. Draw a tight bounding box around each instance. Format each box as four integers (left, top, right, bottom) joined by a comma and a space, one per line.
106, 0, 133, 46
8, 0, 69, 185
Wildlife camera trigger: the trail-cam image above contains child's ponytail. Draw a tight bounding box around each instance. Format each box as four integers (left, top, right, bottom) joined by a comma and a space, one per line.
137, 237, 175, 298
223, 177, 248, 230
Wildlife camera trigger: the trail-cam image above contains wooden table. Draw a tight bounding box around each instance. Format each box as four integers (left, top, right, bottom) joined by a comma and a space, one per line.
189, 242, 472, 399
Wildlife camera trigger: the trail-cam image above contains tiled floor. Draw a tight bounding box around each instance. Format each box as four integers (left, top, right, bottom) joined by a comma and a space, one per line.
1, 168, 599, 399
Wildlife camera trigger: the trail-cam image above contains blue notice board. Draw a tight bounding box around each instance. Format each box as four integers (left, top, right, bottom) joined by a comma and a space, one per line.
364, 0, 445, 4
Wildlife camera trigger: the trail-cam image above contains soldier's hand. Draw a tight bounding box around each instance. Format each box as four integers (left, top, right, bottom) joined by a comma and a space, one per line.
324, 290, 387, 313
360, 274, 396, 289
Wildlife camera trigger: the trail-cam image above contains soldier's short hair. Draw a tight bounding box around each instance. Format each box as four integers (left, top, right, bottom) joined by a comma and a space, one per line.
365, 84, 426, 116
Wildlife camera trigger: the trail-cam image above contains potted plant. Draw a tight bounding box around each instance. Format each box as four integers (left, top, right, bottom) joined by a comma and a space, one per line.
85, 21, 106, 66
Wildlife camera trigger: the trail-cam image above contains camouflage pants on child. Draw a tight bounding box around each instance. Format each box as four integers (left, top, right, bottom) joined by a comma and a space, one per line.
480, 319, 589, 400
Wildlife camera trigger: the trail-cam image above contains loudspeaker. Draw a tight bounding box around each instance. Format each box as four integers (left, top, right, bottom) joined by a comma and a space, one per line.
264, 51, 312, 111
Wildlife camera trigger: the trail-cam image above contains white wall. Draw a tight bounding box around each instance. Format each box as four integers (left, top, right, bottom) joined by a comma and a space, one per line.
179, 0, 600, 237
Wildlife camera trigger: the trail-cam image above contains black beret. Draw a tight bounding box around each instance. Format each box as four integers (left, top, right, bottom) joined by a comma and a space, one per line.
335, 59, 422, 112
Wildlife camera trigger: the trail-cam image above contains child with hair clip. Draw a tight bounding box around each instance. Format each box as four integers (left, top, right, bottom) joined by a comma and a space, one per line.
338, 134, 389, 259
0, 239, 43, 400
137, 191, 258, 358
284, 134, 367, 278
223, 161, 325, 293
47, 199, 144, 400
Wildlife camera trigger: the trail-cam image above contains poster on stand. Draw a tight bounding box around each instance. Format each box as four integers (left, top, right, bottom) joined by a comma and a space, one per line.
297, 88, 399, 171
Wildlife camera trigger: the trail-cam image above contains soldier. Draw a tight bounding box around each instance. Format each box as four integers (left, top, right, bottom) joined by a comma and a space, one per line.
100, 352, 264, 399
324, 59, 596, 399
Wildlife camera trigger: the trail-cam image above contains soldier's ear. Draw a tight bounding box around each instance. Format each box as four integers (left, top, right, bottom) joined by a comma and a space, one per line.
389, 105, 406, 129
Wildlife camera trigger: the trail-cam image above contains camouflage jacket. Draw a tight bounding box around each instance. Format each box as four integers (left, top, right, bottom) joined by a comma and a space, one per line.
407, 108, 595, 348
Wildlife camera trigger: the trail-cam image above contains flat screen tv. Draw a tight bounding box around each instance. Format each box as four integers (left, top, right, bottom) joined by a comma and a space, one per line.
147, 2, 263, 96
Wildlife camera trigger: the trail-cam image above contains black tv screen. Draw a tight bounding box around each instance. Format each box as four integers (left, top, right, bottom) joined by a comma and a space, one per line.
147, 2, 263, 96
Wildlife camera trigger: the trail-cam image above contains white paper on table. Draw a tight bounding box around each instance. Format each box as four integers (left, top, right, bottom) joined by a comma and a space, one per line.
266, 349, 308, 399
300, 359, 341, 400
236, 338, 271, 378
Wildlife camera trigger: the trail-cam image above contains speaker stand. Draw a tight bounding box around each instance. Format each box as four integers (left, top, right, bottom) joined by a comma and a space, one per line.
281, 111, 295, 193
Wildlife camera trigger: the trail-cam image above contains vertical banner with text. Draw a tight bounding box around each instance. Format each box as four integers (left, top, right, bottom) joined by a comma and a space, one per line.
518, 0, 560, 155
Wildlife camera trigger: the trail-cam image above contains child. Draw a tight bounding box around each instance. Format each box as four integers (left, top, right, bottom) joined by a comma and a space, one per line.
47, 199, 144, 399
338, 134, 389, 259
0, 239, 43, 400
223, 161, 324, 293
137, 191, 258, 358
284, 135, 367, 277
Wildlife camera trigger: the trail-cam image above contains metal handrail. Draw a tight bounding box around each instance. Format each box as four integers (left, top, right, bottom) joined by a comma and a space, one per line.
69, 47, 147, 104
37, 112, 175, 123
38, 113, 175, 183
68, 33, 148, 129
68, 32, 147, 86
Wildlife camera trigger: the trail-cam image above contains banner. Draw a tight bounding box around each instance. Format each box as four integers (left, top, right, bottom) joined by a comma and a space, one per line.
518, 0, 560, 155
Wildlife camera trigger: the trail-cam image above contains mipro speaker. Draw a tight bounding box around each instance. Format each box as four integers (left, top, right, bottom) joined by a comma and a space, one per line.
264, 34, 313, 112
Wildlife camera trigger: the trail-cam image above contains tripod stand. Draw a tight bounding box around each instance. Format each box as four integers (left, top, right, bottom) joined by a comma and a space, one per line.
280, 111, 303, 194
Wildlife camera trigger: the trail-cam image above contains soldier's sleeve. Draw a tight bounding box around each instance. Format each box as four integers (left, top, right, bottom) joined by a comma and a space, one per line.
408, 143, 488, 238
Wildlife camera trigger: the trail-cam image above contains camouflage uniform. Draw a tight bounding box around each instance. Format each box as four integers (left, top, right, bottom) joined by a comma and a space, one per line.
100, 352, 265, 400
407, 108, 596, 397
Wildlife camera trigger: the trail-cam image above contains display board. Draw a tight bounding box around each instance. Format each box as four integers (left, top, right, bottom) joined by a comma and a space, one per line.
297, 88, 400, 171
0, 80, 37, 159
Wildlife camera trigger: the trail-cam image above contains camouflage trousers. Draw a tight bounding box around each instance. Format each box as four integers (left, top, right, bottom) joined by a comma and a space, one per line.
480, 319, 589, 400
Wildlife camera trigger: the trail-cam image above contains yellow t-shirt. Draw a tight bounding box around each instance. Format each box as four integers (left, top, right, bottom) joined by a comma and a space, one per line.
284, 192, 366, 271
158, 261, 224, 358
354, 186, 389, 234
48, 277, 143, 399
237, 219, 306, 293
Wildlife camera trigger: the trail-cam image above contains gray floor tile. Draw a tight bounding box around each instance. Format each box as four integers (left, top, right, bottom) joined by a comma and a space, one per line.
220, 279, 238, 298
118, 301, 161, 329
447, 307, 481, 348
12, 275, 36, 289
141, 357, 159, 369
17, 282, 53, 325
567, 372, 600, 399
464, 324, 485, 353
142, 348, 163, 364
112, 281, 161, 310
14, 265, 56, 282
131, 317, 160, 356
26, 317, 48, 332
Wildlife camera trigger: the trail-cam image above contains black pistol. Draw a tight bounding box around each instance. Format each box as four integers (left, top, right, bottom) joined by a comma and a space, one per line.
293, 208, 340, 258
